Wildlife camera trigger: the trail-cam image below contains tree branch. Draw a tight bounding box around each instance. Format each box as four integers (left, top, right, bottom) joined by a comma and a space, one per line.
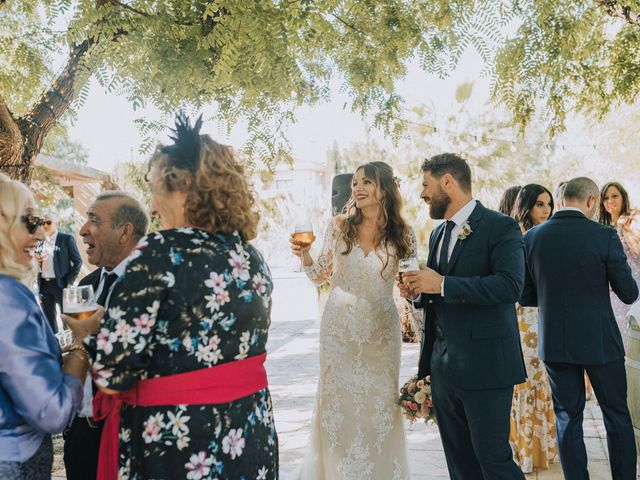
330, 13, 368, 37
16, 39, 93, 178
595, 0, 640, 28
109, 0, 151, 18
107, 0, 196, 26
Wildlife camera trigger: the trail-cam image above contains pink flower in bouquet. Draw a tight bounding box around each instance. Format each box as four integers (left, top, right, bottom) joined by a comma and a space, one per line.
407, 383, 417, 394
410, 403, 418, 411
416, 380, 425, 389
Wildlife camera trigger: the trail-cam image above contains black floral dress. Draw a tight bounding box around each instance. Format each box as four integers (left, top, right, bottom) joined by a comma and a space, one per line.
87, 228, 278, 480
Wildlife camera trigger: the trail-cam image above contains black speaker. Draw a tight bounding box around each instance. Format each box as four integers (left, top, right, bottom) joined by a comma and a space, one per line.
331, 173, 353, 215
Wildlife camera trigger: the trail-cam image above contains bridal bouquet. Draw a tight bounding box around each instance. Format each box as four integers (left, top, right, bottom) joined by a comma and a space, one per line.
398, 375, 436, 424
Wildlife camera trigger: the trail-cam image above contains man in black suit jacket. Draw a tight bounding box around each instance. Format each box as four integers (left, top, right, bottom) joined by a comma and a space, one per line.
402, 153, 526, 480
521, 177, 638, 480
63, 191, 149, 480
37, 213, 82, 333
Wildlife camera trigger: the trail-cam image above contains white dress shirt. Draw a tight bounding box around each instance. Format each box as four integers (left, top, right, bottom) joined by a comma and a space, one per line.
411, 199, 477, 301
41, 231, 58, 279
94, 257, 129, 309
436, 199, 477, 296
77, 257, 129, 418
435, 199, 478, 266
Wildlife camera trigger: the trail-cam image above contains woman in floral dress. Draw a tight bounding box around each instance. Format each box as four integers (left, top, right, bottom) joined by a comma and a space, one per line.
84, 115, 278, 479
509, 183, 558, 473
599, 181, 640, 350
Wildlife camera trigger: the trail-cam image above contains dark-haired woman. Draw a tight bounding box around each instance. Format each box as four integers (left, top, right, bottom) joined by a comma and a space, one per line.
509, 184, 558, 473
498, 185, 522, 216
76, 116, 278, 479
291, 162, 415, 479
599, 182, 640, 349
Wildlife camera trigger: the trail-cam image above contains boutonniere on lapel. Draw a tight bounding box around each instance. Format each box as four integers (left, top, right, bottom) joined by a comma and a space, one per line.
458, 221, 473, 241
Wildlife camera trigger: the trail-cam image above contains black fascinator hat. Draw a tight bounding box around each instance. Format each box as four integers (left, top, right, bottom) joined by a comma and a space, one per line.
160, 112, 204, 173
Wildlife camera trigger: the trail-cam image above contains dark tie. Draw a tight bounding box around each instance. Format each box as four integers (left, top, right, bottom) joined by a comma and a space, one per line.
97, 272, 118, 307
437, 221, 456, 274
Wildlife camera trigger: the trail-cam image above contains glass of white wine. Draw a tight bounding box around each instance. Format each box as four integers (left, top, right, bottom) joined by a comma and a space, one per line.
398, 257, 419, 282
63, 285, 98, 320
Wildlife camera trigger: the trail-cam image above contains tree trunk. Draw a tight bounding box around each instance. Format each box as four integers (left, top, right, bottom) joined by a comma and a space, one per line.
0, 97, 25, 180
0, 40, 91, 184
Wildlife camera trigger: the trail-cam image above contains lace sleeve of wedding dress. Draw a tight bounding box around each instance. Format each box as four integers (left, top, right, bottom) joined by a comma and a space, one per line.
408, 227, 418, 260
302, 217, 338, 286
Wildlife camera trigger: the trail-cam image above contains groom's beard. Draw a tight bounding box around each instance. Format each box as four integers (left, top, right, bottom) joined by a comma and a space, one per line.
428, 190, 451, 219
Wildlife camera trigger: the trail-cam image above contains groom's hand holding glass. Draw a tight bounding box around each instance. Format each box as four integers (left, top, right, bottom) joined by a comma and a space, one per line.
401, 268, 444, 295
397, 277, 418, 301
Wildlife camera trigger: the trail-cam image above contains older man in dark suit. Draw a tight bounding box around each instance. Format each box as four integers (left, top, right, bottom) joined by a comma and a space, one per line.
401, 153, 526, 480
37, 213, 82, 333
521, 177, 638, 480
62, 191, 148, 480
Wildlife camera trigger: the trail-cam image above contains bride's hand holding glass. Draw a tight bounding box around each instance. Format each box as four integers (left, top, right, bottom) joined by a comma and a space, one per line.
290, 223, 315, 266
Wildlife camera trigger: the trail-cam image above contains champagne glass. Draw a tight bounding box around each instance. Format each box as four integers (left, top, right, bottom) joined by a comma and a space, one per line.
398, 257, 419, 282
63, 285, 98, 320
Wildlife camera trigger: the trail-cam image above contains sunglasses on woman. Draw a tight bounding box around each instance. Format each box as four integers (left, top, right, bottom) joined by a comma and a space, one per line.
21, 214, 45, 234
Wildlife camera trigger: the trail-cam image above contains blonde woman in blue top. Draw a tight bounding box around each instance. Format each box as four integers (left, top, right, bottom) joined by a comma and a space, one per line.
0, 173, 100, 479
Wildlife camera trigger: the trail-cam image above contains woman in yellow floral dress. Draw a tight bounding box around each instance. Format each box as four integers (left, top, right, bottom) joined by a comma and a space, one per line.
509, 184, 559, 473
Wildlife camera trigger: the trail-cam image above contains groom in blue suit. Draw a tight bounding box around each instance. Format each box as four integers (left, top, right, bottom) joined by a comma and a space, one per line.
520, 177, 638, 480
402, 153, 526, 479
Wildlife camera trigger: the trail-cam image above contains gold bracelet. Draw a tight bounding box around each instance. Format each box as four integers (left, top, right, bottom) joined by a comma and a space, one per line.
66, 342, 89, 356
65, 350, 90, 365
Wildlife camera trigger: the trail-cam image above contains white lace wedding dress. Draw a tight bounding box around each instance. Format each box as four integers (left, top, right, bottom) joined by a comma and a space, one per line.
295, 218, 413, 480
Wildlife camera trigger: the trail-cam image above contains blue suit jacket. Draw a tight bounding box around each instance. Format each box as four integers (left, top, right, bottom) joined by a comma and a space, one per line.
51, 232, 82, 288
417, 202, 526, 389
520, 210, 639, 365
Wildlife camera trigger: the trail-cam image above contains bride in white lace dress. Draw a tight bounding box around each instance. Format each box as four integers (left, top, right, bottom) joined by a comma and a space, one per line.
290, 162, 415, 480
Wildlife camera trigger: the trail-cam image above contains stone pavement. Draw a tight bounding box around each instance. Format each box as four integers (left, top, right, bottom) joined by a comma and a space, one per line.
52, 272, 634, 479
268, 272, 633, 480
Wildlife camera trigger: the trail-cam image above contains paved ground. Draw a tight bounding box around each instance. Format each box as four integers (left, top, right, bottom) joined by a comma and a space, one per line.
52, 272, 635, 479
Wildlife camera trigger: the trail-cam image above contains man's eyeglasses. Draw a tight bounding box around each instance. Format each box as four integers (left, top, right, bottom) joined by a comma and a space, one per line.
21, 214, 45, 234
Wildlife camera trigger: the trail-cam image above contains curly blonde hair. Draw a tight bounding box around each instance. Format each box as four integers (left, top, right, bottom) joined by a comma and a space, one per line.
0, 173, 35, 280
149, 135, 260, 241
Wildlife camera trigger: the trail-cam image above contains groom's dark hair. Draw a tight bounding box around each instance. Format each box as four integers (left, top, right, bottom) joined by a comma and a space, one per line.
421, 153, 472, 193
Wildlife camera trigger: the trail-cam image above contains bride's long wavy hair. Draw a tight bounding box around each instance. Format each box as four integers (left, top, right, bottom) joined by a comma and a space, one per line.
340, 162, 412, 273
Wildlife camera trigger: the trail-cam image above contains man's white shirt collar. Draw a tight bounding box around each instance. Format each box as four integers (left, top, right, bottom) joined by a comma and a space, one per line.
101, 256, 129, 280
47, 230, 58, 243
95, 256, 130, 301
449, 198, 477, 227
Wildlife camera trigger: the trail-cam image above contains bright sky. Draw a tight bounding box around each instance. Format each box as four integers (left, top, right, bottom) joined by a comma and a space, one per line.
68, 51, 491, 173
